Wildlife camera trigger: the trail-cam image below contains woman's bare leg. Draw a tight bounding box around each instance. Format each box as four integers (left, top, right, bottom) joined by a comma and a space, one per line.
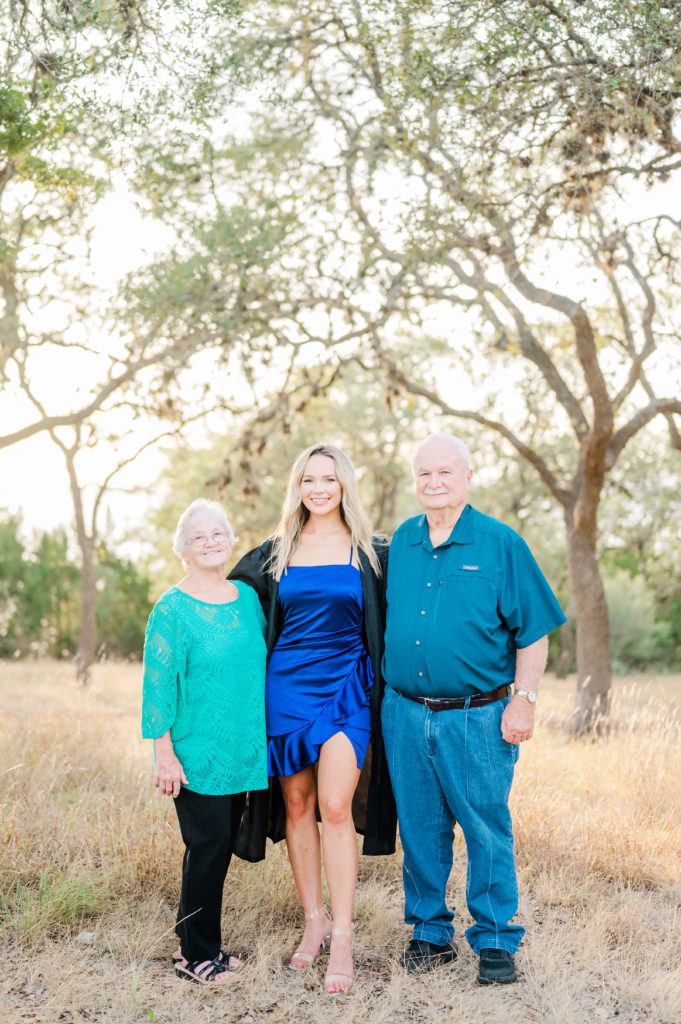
317, 732, 361, 992
280, 766, 331, 966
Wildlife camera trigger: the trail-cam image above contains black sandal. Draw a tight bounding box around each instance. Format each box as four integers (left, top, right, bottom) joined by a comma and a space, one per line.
173, 946, 242, 969
175, 956, 236, 984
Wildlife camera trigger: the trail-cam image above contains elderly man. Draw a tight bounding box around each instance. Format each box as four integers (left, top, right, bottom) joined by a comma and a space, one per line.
381, 434, 566, 984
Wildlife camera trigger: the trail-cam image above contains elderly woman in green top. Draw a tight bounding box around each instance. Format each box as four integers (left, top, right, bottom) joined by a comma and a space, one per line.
142, 498, 267, 985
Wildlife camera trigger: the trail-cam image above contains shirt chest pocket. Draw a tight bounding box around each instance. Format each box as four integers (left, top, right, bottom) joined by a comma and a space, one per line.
438, 570, 499, 624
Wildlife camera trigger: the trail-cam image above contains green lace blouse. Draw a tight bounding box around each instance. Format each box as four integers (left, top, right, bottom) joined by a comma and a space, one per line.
141, 581, 267, 796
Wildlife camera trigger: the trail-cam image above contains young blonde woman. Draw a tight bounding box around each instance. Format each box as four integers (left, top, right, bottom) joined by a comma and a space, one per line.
229, 444, 396, 995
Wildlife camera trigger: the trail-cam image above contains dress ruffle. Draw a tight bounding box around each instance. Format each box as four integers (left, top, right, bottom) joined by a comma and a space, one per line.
268, 654, 373, 776
265, 561, 374, 778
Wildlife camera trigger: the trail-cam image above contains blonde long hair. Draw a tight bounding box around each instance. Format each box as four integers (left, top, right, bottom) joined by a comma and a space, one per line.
268, 443, 381, 580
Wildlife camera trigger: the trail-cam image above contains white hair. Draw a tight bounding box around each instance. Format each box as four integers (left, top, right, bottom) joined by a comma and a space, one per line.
172, 499, 235, 560
412, 433, 471, 471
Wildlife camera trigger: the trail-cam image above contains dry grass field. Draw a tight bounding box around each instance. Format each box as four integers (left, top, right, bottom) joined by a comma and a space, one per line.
1, 660, 680, 1024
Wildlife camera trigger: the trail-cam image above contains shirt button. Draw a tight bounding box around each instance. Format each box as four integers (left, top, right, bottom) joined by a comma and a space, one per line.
426, 582, 431, 587
433, 554, 438, 559
421, 610, 426, 615
415, 640, 421, 645
418, 672, 424, 677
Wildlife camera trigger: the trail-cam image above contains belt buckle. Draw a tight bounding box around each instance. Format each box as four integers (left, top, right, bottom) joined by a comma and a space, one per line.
422, 696, 439, 710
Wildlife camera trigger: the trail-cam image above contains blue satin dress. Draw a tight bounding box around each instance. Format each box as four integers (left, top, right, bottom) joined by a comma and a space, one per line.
266, 548, 374, 777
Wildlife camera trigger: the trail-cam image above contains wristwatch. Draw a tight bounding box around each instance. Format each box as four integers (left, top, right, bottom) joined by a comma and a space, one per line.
513, 688, 537, 703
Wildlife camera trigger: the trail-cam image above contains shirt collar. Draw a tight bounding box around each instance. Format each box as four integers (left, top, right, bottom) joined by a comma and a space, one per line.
407, 504, 474, 549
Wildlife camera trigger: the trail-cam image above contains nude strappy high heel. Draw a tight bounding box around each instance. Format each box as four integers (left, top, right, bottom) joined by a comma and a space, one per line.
288, 907, 332, 970
324, 925, 354, 994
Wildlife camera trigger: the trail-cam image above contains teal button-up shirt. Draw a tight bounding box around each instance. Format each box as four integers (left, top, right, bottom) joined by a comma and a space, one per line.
383, 505, 566, 699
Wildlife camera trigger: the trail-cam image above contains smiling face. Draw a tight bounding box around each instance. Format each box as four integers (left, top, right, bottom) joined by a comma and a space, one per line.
299, 453, 343, 519
182, 512, 232, 572
413, 437, 473, 519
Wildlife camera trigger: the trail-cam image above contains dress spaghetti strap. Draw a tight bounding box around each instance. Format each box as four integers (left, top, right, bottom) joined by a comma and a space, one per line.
348, 544, 354, 565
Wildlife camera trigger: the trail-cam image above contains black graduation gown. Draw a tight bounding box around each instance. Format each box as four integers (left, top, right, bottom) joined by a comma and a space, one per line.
228, 536, 397, 861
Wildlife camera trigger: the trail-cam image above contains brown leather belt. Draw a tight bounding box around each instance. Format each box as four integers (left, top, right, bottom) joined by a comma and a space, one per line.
396, 683, 511, 711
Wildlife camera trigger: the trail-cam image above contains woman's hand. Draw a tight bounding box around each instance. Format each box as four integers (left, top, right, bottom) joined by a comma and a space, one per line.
153, 732, 188, 797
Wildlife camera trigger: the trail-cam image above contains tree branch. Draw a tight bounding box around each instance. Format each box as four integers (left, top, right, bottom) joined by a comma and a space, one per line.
369, 343, 569, 507
607, 400, 681, 467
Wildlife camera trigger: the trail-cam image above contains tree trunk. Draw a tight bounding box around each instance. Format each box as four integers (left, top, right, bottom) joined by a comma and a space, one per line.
566, 527, 611, 735
76, 533, 97, 686
59, 440, 98, 686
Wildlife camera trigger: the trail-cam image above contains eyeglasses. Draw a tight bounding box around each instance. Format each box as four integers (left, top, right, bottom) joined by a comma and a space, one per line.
185, 531, 230, 547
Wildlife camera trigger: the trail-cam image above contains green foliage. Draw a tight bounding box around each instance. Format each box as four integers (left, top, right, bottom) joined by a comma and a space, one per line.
95, 547, 153, 659
0, 517, 80, 658
0, 82, 42, 157
0, 76, 99, 197
604, 569, 672, 673
0, 516, 26, 656
658, 596, 681, 668
0, 517, 152, 660
2, 871, 105, 938
25, 530, 81, 657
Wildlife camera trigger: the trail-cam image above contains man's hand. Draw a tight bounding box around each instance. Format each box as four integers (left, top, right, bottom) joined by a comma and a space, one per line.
501, 634, 548, 744
501, 696, 536, 744
153, 732, 188, 797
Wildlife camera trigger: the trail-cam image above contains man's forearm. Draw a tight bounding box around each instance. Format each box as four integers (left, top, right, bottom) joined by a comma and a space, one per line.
514, 635, 548, 693
501, 635, 548, 743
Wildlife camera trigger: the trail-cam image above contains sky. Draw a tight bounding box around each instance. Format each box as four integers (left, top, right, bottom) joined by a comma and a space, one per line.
0, 177, 176, 542
1, 151, 679, 549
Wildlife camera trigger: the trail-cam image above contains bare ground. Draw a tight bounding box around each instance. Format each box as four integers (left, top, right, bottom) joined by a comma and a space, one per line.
1, 662, 680, 1024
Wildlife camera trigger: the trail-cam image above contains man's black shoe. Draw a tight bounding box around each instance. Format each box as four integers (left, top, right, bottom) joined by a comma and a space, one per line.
399, 938, 458, 974
477, 947, 516, 984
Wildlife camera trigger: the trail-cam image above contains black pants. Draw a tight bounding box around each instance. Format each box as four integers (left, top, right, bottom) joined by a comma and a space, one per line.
173, 787, 246, 963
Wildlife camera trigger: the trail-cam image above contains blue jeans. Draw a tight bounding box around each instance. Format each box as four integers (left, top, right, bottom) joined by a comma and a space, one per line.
381, 686, 524, 953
